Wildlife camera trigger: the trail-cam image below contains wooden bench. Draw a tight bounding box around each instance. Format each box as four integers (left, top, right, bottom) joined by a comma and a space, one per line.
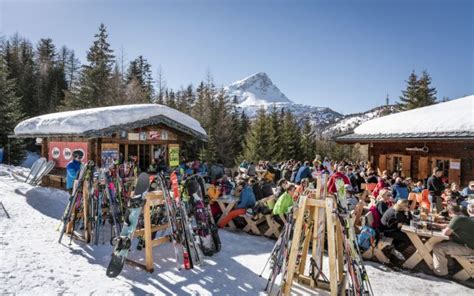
452, 255, 474, 281
361, 211, 392, 264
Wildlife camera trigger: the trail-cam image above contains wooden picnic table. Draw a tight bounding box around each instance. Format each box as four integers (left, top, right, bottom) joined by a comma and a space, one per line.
216, 195, 239, 230
255, 169, 267, 180
401, 225, 449, 270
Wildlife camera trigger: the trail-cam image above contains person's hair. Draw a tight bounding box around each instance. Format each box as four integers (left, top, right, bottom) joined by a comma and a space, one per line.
393, 199, 409, 211
468, 202, 474, 216
287, 184, 296, 192
433, 167, 443, 174
301, 178, 309, 185
237, 180, 247, 187
277, 178, 287, 187
447, 203, 461, 214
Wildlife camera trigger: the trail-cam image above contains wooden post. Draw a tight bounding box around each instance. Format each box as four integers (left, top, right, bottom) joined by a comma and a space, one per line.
144, 193, 153, 272
326, 197, 338, 296
282, 195, 308, 296
83, 181, 91, 243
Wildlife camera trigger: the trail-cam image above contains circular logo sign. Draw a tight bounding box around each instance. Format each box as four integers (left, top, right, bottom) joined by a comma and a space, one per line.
52, 147, 60, 159
63, 148, 72, 160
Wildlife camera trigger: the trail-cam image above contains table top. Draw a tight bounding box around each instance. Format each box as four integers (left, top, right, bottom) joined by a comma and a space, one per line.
401, 225, 449, 240
217, 195, 239, 203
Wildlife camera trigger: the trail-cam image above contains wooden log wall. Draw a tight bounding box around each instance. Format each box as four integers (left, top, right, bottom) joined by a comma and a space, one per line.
369, 141, 474, 186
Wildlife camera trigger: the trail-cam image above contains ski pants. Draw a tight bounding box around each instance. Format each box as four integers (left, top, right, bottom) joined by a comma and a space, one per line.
384, 230, 412, 252
433, 241, 474, 276
218, 208, 246, 228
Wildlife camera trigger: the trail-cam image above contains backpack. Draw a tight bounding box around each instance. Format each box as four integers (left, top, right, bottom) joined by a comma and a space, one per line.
357, 225, 376, 251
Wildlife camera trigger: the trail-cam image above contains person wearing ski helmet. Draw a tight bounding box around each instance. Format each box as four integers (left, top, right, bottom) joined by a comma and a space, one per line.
66, 150, 84, 193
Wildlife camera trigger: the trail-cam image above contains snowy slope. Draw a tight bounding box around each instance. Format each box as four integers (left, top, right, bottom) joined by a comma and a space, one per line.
1, 164, 473, 295
14, 104, 207, 137
323, 105, 399, 136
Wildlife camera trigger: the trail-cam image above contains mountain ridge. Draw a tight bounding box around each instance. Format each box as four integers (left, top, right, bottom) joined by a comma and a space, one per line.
225, 72, 397, 136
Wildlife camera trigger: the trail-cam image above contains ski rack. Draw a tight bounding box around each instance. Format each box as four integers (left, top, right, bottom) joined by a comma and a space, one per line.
281, 176, 346, 296
127, 190, 171, 273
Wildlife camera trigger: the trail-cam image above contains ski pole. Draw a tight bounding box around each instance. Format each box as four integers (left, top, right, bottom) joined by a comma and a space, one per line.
0, 202, 10, 219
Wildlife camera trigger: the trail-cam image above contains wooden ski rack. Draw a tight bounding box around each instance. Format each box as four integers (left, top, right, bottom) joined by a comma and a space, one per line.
127, 190, 170, 273
281, 176, 346, 296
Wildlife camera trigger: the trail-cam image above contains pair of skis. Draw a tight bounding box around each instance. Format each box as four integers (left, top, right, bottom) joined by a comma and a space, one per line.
335, 179, 374, 296
157, 172, 202, 271
58, 161, 95, 244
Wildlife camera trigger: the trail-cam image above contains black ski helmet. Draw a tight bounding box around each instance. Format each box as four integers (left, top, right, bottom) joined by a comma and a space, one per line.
73, 150, 84, 159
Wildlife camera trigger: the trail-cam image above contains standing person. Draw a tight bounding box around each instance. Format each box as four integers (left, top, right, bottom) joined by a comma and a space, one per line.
427, 167, 445, 212
346, 166, 359, 193
295, 161, 312, 184
327, 165, 351, 194
432, 201, 474, 277
247, 162, 256, 178
66, 150, 83, 194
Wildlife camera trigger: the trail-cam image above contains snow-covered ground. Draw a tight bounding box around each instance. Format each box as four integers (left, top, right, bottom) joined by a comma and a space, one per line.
1, 164, 472, 295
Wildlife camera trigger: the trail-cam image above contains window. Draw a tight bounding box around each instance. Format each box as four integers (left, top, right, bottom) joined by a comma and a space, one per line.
434, 159, 450, 178
393, 156, 403, 175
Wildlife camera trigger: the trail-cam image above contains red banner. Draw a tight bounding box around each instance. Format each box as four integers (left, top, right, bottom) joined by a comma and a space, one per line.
49, 141, 88, 168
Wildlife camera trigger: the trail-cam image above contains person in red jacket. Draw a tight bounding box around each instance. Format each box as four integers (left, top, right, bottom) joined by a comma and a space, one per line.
327, 165, 351, 194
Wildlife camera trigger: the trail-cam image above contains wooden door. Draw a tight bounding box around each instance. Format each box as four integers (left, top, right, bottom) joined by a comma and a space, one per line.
378, 154, 387, 175
401, 155, 411, 178
449, 158, 461, 185
418, 157, 429, 181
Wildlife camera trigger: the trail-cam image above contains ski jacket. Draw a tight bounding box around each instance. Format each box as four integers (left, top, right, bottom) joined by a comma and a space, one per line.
66, 159, 81, 190
392, 183, 409, 201
295, 165, 311, 184
427, 175, 444, 196
273, 191, 294, 215
236, 186, 256, 209
327, 172, 350, 194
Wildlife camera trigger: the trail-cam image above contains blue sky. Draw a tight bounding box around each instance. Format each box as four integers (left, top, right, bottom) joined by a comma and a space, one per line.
0, 0, 472, 113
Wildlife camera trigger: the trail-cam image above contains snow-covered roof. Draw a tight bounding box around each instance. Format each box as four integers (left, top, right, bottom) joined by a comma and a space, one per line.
337, 95, 474, 142
14, 104, 207, 140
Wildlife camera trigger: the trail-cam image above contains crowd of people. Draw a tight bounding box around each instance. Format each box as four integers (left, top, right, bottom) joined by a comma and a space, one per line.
201, 157, 474, 279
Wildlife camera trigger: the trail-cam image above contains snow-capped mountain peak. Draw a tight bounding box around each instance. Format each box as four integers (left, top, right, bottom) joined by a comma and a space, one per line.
225, 72, 292, 106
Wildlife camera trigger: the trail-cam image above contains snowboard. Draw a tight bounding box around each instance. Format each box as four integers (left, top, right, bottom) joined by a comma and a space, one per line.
106, 172, 149, 278
185, 175, 221, 256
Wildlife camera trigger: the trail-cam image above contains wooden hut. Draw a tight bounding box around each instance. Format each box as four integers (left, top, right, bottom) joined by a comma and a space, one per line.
336, 95, 474, 186
13, 104, 207, 186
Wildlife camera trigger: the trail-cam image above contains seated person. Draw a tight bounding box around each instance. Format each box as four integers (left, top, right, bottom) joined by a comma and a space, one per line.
220, 175, 233, 196
261, 180, 275, 200
392, 177, 409, 201
461, 181, 474, 198
381, 200, 412, 260
274, 178, 288, 198
433, 201, 474, 277
273, 184, 296, 216
449, 182, 463, 203
294, 178, 309, 201
376, 189, 393, 218
250, 178, 264, 201
217, 180, 256, 228
412, 181, 424, 193
344, 184, 359, 211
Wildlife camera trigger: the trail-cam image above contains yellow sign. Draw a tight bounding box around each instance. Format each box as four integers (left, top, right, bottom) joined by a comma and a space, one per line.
168, 144, 180, 167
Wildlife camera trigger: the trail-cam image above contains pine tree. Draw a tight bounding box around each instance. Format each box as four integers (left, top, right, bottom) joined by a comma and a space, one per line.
126, 55, 153, 102
155, 65, 166, 104
300, 116, 316, 161
399, 71, 437, 110
417, 70, 437, 107
399, 71, 419, 110
0, 55, 25, 164
280, 110, 301, 160
243, 107, 271, 162
268, 104, 282, 162
67, 23, 115, 109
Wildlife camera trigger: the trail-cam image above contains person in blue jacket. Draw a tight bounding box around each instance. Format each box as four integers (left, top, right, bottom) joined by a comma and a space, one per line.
392, 177, 409, 201
66, 150, 83, 193
236, 180, 256, 209
295, 161, 312, 184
